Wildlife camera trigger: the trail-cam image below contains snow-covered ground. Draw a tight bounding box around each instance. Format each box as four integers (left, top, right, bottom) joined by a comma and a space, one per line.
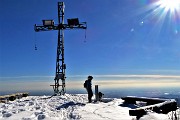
0, 94, 174, 120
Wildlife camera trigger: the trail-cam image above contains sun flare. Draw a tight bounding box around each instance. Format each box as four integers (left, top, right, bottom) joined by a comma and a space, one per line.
143, 0, 180, 24
159, 0, 180, 12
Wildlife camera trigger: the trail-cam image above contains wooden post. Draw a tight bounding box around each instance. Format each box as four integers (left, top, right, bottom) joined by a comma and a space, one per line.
95, 85, 99, 102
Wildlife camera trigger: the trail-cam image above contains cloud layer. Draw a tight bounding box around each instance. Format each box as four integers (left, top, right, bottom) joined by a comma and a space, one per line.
1, 74, 180, 93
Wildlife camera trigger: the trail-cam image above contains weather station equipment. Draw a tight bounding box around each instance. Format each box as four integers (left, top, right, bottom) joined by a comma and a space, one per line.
34, 2, 87, 95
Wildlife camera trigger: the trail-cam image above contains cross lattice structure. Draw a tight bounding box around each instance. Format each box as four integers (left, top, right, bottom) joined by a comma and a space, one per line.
34, 2, 87, 95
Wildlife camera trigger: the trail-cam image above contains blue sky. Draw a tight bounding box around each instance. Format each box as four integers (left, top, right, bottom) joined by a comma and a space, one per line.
1, 0, 180, 93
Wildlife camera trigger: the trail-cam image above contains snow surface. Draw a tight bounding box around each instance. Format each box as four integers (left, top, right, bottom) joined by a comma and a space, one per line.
0, 94, 171, 120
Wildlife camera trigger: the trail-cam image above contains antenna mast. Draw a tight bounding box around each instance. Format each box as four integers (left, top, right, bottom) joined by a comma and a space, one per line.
34, 2, 87, 95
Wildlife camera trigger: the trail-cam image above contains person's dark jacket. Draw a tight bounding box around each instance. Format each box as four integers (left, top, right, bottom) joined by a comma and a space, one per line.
86, 80, 92, 92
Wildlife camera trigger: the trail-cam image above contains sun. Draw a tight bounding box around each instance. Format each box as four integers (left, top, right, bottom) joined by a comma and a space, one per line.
158, 0, 180, 12
139, 0, 180, 35
144, 0, 180, 21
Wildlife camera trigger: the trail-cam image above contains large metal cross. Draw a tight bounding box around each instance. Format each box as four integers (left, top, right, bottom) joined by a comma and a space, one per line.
34, 2, 87, 95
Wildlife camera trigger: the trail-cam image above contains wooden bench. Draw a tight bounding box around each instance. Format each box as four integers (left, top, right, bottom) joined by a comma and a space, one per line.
121, 96, 167, 104
121, 96, 177, 118
50, 85, 63, 86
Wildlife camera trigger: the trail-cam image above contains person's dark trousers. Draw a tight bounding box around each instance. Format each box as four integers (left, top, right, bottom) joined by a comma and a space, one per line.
88, 90, 93, 103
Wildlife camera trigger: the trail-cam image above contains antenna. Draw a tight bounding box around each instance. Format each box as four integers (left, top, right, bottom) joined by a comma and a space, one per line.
84, 28, 87, 43
35, 45, 37, 51
34, 32, 37, 50
34, 2, 87, 95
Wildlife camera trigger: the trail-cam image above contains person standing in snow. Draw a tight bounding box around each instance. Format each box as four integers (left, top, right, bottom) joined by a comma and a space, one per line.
85, 76, 93, 103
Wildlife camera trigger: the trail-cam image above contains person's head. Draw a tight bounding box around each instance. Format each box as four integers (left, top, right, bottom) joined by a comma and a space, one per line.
88, 76, 93, 80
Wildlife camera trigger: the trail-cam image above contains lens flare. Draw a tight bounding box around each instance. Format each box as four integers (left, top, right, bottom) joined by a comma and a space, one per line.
158, 0, 180, 12
136, 0, 180, 39
141, 0, 180, 25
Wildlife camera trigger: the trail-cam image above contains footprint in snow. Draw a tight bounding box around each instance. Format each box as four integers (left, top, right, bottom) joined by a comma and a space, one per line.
37, 114, 46, 120
3, 112, 12, 117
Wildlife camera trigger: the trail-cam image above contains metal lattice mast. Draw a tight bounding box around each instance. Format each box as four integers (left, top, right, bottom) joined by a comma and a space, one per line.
55, 2, 65, 95
34, 2, 87, 95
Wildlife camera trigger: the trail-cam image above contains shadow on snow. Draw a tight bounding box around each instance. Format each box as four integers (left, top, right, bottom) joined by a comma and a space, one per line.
56, 101, 86, 110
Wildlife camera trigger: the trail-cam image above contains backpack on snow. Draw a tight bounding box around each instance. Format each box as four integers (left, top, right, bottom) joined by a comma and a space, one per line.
84, 80, 88, 88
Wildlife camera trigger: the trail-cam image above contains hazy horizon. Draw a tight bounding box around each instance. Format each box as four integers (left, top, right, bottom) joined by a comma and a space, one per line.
1, 74, 180, 95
